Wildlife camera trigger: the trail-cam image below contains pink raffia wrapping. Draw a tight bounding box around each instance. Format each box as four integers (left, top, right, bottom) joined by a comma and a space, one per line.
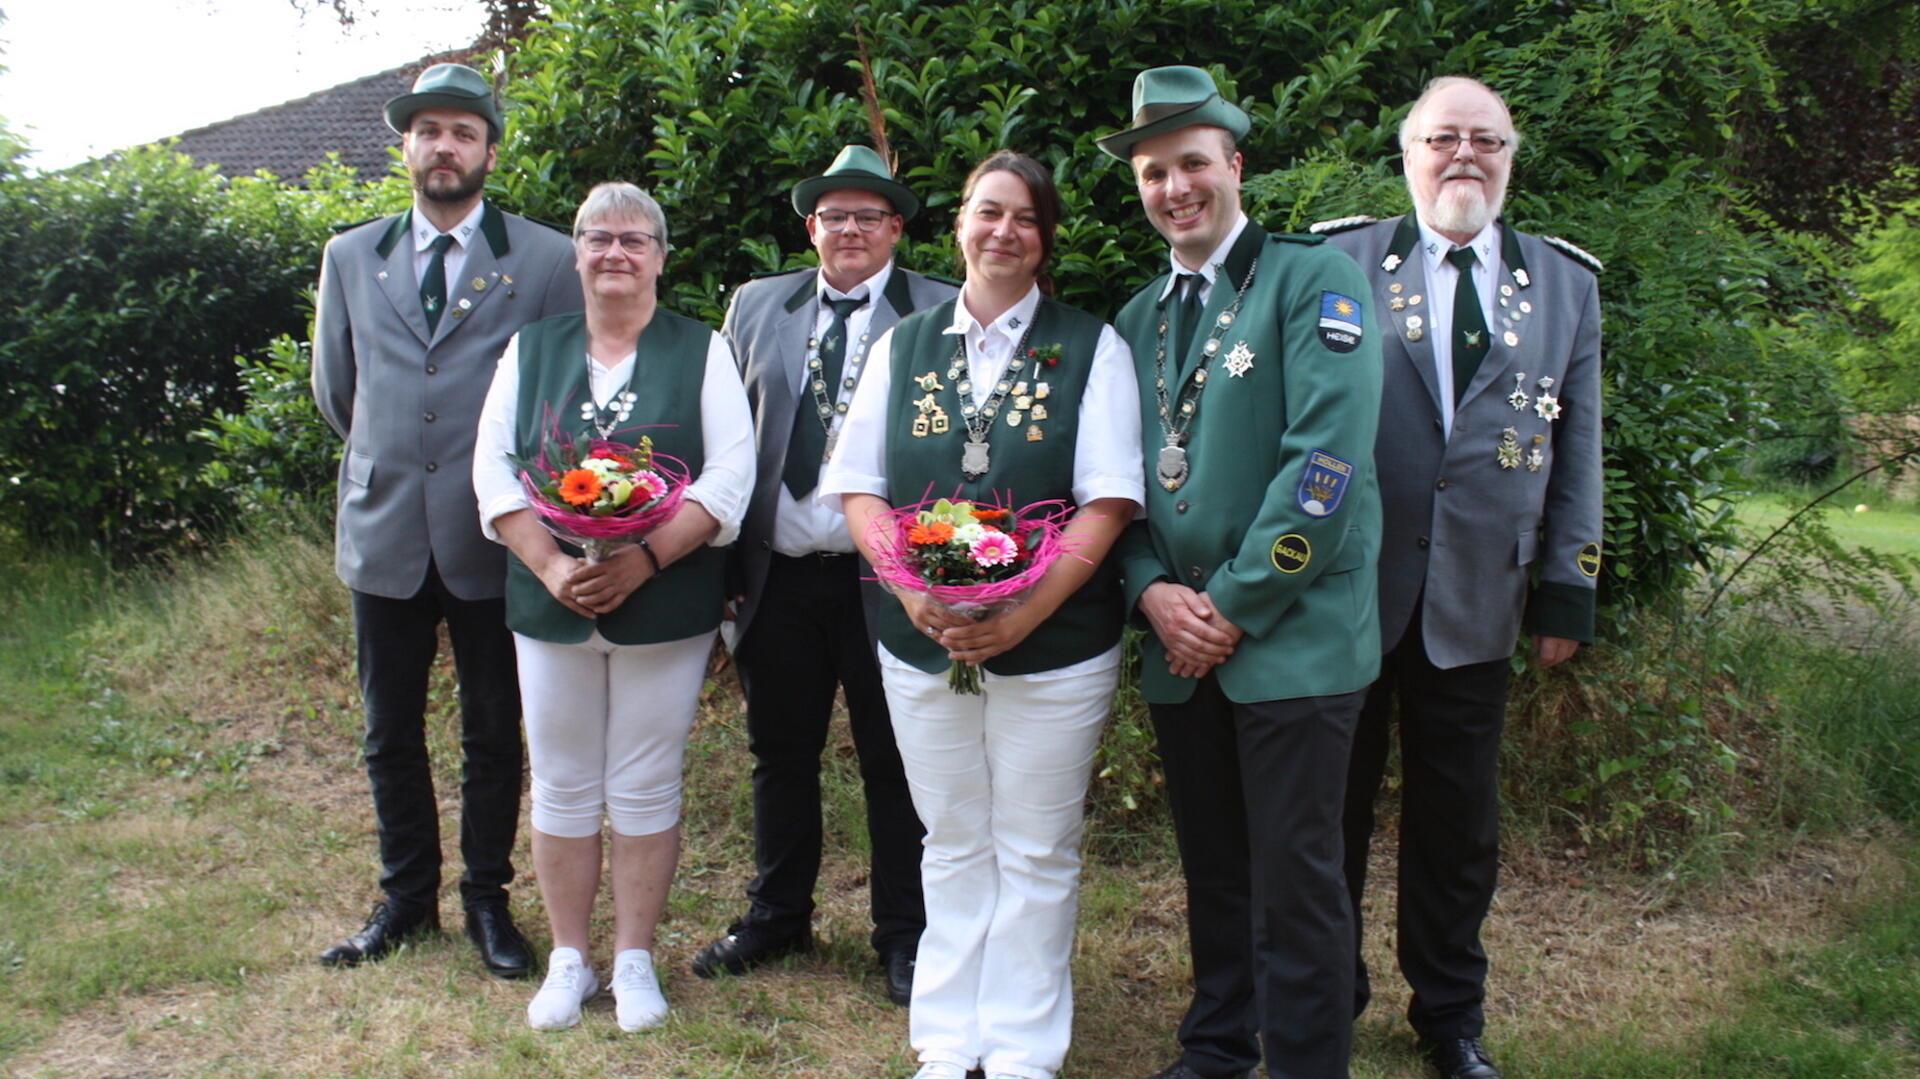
514, 422, 693, 562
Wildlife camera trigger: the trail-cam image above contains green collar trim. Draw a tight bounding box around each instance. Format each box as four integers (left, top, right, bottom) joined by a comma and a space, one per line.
1498, 218, 1531, 289
1382, 214, 1421, 274
373, 202, 510, 260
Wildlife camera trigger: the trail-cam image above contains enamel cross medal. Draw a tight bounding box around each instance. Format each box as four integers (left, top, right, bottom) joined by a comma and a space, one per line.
962, 439, 991, 479
1157, 439, 1190, 491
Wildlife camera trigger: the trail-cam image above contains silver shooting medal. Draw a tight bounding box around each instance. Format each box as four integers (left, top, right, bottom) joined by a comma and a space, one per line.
1157, 440, 1190, 491
962, 439, 991, 479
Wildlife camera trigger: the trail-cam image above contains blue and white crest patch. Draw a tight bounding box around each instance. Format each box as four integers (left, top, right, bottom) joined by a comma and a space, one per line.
1318, 291, 1363, 353
1298, 449, 1354, 517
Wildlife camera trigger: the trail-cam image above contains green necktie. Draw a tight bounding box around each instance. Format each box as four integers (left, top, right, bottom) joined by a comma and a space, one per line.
1447, 246, 1489, 404
782, 294, 868, 500
1169, 272, 1203, 361
421, 233, 456, 335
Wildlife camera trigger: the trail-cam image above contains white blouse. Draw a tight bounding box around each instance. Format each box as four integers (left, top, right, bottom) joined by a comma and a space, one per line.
473, 327, 756, 547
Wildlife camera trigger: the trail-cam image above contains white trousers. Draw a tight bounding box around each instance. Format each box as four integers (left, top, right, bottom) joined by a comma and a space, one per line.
514, 629, 714, 838
883, 656, 1116, 1079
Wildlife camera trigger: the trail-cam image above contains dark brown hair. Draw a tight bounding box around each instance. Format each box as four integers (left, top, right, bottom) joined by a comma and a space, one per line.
956, 150, 1066, 296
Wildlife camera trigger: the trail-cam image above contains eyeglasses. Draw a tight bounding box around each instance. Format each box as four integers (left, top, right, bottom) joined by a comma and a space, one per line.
1415, 132, 1510, 155
578, 229, 664, 255
814, 209, 897, 233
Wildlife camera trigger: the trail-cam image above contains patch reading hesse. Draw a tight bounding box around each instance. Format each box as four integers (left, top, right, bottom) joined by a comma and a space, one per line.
1577, 541, 1603, 578
1270, 533, 1312, 574
1318, 291, 1363, 353
1298, 449, 1353, 517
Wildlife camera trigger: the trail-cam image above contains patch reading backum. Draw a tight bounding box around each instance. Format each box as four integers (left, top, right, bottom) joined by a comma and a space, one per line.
1318, 291, 1363, 353
1270, 533, 1312, 573
1577, 541, 1603, 578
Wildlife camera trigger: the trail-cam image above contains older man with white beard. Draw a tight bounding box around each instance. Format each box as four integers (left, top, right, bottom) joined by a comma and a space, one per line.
1315, 77, 1604, 1079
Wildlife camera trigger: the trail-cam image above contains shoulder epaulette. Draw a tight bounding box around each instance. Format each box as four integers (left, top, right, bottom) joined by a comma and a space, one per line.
1307, 215, 1379, 235
330, 216, 381, 235
748, 267, 812, 281
1272, 232, 1326, 246
1541, 235, 1604, 274
527, 216, 571, 236
920, 273, 964, 288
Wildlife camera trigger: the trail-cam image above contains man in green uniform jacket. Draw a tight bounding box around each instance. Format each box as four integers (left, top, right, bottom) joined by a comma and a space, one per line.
1100, 66, 1383, 1079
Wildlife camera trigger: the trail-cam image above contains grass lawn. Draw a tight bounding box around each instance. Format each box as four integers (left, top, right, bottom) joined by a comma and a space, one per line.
2, 527, 1917, 1077
1734, 490, 1920, 558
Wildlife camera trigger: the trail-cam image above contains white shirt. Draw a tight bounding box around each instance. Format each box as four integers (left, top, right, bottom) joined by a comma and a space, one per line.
819, 283, 1145, 678
1156, 212, 1251, 309
412, 200, 486, 296
1413, 216, 1501, 438
770, 262, 894, 556
473, 327, 757, 548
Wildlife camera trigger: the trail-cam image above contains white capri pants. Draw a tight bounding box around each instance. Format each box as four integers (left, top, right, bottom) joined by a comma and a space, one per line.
514, 629, 715, 838
883, 646, 1118, 1079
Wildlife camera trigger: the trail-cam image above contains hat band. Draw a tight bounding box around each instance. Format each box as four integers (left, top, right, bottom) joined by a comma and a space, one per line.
1132, 97, 1212, 128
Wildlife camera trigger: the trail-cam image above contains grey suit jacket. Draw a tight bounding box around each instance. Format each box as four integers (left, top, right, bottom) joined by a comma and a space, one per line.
1326, 215, 1603, 669
722, 265, 957, 644
312, 203, 583, 601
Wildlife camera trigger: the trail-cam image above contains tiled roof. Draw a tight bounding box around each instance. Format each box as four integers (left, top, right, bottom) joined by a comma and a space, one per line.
168, 50, 478, 184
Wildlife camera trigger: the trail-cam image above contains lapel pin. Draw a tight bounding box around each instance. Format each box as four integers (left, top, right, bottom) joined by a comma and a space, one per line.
472, 277, 487, 291
1390, 297, 1406, 311
1383, 253, 1403, 272
1503, 330, 1519, 347
1500, 284, 1514, 297
1515, 268, 1530, 287
1407, 328, 1424, 342
377, 270, 388, 281
1389, 282, 1404, 294
1407, 315, 1424, 330
1409, 294, 1423, 306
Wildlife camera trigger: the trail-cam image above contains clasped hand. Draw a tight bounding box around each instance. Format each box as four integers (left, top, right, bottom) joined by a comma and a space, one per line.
1139, 581, 1243, 679
538, 544, 654, 617
898, 591, 1039, 665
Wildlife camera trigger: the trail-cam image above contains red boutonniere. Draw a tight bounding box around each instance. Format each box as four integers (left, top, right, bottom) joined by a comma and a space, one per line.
1027, 344, 1063, 368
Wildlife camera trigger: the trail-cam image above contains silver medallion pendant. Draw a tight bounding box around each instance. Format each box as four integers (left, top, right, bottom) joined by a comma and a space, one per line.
962, 440, 991, 479
1156, 442, 1190, 491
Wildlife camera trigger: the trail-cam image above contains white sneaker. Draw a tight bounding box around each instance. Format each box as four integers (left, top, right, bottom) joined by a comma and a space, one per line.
527, 947, 599, 1030
611, 948, 669, 1032
911, 1065, 969, 1079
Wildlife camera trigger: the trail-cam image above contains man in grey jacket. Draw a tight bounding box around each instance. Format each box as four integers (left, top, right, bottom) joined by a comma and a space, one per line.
1318, 77, 1604, 1079
310, 62, 582, 977
694, 146, 953, 1005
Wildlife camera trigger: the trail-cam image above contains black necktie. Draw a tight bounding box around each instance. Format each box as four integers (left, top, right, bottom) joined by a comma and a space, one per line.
783, 294, 869, 500
421, 233, 456, 335
1448, 246, 1489, 403
1170, 272, 1203, 360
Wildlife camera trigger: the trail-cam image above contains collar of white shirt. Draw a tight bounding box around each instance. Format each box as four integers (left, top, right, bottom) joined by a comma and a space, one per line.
414, 200, 486, 254
945, 282, 1042, 348
817, 260, 893, 307
1158, 211, 1250, 302
1414, 216, 1498, 277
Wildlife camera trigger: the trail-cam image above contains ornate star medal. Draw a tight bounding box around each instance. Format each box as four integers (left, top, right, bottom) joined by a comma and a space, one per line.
1535, 392, 1562, 422
1527, 447, 1545, 472
1509, 373, 1530, 411
1152, 259, 1260, 491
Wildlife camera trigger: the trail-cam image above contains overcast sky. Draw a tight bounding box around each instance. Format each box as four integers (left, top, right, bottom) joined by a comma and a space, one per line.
1, 0, 490, 169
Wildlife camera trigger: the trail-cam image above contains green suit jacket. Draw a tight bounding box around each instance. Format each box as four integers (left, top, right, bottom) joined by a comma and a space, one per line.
1114, 224, 1384, 704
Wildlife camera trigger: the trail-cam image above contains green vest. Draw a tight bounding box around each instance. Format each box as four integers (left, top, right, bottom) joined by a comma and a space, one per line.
876, 297, 1122, 675
504, 311, 726, 644
1112, 227, 1385, 705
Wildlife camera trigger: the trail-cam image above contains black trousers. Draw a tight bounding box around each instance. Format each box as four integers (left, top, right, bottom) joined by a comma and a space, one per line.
1342, 611, 1510, 1040
350, 562, 522, 914
733, 552, 925, 955
1152, 674, 1364, 1079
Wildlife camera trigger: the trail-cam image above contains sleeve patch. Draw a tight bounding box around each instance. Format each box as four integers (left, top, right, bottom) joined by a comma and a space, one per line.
1298, 449, 1354, 518
1577, 541, 1602, 578
1271, 533, 1312, 574
1318, 291, 1363, 353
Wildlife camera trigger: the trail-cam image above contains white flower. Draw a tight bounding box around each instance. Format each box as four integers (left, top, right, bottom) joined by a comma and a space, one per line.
952, 522, 987, 545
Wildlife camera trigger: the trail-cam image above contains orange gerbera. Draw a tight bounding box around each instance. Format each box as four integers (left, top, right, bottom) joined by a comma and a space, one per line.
907, 521, 955, 546
970, 507, 1008, 525
557, 468, 603, 507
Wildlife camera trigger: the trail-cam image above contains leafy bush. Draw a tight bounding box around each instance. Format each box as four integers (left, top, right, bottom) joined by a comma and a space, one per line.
195, 336, 340, 516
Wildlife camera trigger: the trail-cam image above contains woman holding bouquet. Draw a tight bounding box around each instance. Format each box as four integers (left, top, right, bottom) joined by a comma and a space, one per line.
473, 182, 753, 1032
820, 151, 1144, 1079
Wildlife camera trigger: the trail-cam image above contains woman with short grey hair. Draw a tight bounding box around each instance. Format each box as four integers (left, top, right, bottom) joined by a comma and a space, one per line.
473, 181, 753, 1033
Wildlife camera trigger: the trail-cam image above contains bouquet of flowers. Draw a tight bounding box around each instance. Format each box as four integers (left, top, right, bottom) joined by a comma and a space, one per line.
867, 495, 1070, 694
508, 418, 689, 563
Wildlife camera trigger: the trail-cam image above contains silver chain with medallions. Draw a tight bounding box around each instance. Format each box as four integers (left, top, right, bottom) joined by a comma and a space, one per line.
579, 349, 641, 440
948, 318, 1039, 479
1153, 258, 1260, 491
806, 296, 873, 463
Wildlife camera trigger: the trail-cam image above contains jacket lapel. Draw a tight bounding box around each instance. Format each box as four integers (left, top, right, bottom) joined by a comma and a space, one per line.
1455, 221, 1535, 411
779, 273, 817, 402
427, 203, 513, 351
374, 211, 431, 347
1178, 223, 1266, 384
1378, 214, 1444, 418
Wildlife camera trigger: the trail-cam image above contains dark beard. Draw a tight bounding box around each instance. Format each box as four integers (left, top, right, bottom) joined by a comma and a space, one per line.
412, 159, 487, 204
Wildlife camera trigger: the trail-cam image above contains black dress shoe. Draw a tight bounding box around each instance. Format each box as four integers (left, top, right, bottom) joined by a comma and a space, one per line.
318, 901, 439, 967
464, 903, 533, 979
881, 947, 915, 1007
1144, 1062, 1255, 1079
690, 922, 811, 978
1420, 1037, 1504, 1079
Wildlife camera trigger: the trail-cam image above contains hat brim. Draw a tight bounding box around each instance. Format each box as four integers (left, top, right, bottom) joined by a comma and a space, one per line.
791, 173, 921, 222
1096, 98, 1252, 161
384, 92, 503, 140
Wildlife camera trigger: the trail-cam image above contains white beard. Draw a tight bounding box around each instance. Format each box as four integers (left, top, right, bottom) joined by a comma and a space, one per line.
1426, 177, 1503, 236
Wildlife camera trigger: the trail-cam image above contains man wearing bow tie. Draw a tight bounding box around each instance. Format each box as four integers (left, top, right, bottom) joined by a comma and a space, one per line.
1316, 76, 1605, 1079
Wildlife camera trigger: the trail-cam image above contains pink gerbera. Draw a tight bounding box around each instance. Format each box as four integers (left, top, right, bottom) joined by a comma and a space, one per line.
629, 470, 669, 505
969, 530, 1019, 567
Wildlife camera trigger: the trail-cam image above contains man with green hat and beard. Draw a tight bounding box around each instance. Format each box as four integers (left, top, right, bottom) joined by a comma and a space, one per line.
1100, 65, 1384, 1079
696, 145, 954, 1005
312, 61, 581, 979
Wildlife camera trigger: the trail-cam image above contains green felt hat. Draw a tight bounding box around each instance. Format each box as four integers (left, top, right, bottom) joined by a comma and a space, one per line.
790, 145, 921, 221
1096, 66, 1251, 160
384, 63, 503, 142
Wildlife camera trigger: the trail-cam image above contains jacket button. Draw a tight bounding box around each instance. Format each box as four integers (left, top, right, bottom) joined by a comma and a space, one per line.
426, 364, 438, 375
1432, 418, 1442, 430
1188, 566, 1203, 581
1175, 500, 1189, 514
761, 540, 770, 549
425, 462, 438, 473
1418, 536, 1431, 549
1435, 478, 1448, 490
423, 411, 436, 423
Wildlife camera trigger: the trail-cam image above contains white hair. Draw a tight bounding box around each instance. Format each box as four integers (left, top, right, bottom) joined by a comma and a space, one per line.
573, 182, 670, 248
1397, 76, 1522, 154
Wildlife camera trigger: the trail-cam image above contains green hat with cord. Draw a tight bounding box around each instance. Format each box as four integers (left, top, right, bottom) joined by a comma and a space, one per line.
1096, 65, 1251, 160
791, 145, 921, 222
384, 63, 504, 142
